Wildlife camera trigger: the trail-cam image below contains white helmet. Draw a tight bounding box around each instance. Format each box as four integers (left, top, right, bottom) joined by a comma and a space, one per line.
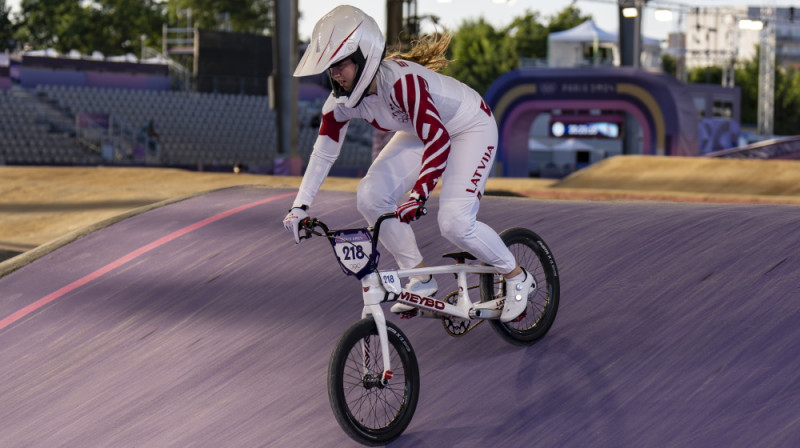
294, 5, 386, 108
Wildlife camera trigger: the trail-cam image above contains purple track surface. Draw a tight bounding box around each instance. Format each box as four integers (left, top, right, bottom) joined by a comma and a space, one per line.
0, 186, 798, 447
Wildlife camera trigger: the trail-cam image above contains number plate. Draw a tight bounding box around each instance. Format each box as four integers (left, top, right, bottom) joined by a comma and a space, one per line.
380, 271, 401, 294
329, 228, 378, 279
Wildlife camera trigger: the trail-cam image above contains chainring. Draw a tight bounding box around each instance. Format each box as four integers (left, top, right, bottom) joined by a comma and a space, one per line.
441, 287, 483, 337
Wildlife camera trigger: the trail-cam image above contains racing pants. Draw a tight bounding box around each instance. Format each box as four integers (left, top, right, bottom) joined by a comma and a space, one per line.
356, 116, 516, 274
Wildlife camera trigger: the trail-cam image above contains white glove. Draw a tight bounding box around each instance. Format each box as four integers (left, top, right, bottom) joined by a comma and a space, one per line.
283, 206, 309, 244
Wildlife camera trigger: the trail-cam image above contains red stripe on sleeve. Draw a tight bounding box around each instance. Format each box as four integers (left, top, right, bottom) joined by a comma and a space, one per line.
318, 111, 348, 143
392, 73, 452, 199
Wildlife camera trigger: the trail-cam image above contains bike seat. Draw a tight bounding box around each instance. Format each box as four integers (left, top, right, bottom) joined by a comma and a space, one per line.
442, 251, 477, 263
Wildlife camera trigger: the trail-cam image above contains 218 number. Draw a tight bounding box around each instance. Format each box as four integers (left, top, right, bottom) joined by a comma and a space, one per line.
342, 245, 366, 260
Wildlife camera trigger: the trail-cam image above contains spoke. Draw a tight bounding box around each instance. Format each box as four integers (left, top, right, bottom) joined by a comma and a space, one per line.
342, 333, 408, 430
501, 240, 553, 331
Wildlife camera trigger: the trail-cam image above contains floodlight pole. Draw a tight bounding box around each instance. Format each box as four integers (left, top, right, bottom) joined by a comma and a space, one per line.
757, 5, 775, 137
618, 0, 643, 68
273, 0, 300, 175
386, 0, 404, 49
618, 0, 645, 155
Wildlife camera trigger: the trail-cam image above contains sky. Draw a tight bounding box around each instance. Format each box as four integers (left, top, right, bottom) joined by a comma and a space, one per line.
4, 0, 797, 44
297, 0, 669, 41
297, 0, 799, 44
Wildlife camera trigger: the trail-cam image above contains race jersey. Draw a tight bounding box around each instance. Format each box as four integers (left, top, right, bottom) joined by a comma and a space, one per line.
292, 58, 493, 209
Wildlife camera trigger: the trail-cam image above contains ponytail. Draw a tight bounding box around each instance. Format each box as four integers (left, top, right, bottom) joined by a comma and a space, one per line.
387, 32, 452, 72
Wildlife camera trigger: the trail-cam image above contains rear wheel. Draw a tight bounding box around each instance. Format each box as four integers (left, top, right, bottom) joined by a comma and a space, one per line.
480, 228, 560, 345
328, 318, 419, 446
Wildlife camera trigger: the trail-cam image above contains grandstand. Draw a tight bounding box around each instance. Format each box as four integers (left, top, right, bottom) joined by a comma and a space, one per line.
0, 84, 374, 174
0, 88, 99, 166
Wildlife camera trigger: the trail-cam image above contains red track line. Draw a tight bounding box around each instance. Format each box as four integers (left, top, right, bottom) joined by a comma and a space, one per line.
0, 192, 295, 332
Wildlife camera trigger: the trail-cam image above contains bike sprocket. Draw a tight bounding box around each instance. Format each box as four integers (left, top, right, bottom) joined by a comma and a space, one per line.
441, 289, 483, 337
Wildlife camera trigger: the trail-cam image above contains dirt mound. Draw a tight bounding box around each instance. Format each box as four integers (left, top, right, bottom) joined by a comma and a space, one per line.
2, 156, 800, 252
554, 155, 800, 197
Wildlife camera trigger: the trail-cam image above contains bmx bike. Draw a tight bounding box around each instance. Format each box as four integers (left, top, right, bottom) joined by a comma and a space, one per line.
297, 212, 559, 446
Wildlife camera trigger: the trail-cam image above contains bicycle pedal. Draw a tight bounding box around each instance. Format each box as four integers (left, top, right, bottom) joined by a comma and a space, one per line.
469, 298, 504, 319
399, 309, 418, 319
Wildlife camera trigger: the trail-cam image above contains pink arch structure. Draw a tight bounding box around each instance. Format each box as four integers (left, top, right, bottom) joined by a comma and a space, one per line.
484, 67, 699, 177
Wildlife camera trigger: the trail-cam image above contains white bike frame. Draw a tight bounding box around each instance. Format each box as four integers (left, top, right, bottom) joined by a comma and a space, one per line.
359, 263, 503, 384
301, 214, 523, 385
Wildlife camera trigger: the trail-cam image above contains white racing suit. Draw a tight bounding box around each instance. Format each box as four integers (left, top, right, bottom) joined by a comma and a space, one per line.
292, 59, 516, 273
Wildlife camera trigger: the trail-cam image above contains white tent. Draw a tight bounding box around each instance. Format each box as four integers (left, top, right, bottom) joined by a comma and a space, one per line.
142, 55, 170, 64
25, 48, 59, 57
547, 20, 661, 69
550, 20, 619, 44
107, 53, 138, 63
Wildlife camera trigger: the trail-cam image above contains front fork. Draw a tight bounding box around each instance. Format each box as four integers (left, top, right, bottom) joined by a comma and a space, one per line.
360, 273, 393, 385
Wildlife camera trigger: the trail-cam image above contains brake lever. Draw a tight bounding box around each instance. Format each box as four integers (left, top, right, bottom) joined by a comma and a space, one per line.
298, 229, 313, 241
298, 217, 327, 241
297, 218, 314, 241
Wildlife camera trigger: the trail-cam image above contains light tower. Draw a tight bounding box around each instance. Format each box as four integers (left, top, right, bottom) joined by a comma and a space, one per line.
386, 0, 419, 51
757, 3, 776, 137
618, 0, 645, 155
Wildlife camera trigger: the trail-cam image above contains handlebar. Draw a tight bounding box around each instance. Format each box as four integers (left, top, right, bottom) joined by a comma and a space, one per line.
298, 208, 426, 243
298, 208, 426, 279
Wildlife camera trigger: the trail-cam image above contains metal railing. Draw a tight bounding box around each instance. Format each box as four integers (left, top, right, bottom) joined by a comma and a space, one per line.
705, 135, 800, 159
142, 46, 192, 92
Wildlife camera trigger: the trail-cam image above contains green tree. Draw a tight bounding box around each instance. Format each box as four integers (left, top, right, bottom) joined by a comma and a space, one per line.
773, 66, 800, 135
444, 5, 591, 93
500, 5, 590, 61
687, 65, 723, 84
546, 5, 592, 34
731, 44, 800, 135
0, 1, 14, 51
14, 0, 87, 52
14, 0, 164, 56
734, 52, 760, 126
504, 9, 548, 59
91, 0, 165, 56
11, 0, 274, 58
444, 17, 516, 95
661, 54, 677, 77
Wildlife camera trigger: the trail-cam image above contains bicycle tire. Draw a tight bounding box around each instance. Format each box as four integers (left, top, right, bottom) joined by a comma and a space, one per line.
480, 227, 560, 346
328, 318, 420, 446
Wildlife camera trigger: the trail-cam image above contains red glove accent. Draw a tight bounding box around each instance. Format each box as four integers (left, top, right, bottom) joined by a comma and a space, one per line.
395, 198, 426, 223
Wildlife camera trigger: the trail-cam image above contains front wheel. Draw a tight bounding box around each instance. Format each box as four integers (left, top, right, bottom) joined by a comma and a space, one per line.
480, 227, 560, 346
328, 318, 420, 446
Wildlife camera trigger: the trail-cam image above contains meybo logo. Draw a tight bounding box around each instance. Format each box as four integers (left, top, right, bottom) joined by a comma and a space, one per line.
400, 291, 445, 311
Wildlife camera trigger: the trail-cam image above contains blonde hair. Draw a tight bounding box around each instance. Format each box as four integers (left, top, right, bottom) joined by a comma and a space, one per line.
387, 32, 452, 72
